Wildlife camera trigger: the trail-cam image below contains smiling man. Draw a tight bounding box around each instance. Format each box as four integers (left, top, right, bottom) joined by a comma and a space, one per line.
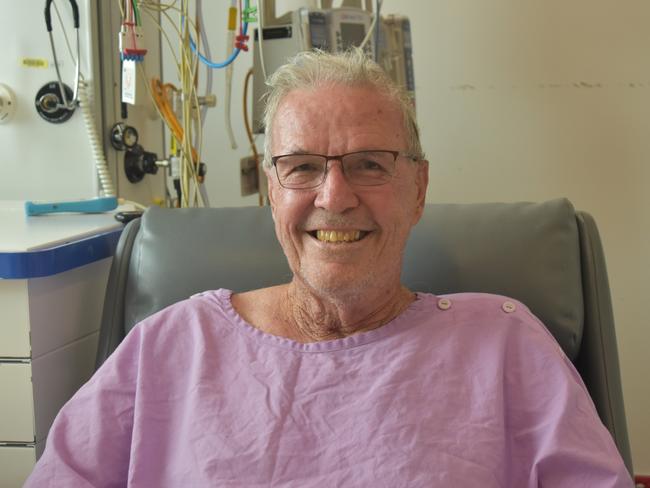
26, 49, 632, 487
231, 66, 428, 343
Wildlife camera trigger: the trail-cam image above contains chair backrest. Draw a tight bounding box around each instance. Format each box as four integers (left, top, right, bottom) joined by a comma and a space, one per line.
96, 198, 632, 472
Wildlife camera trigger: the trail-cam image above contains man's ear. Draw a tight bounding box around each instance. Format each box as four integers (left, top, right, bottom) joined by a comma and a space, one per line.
412, 160, 429, 225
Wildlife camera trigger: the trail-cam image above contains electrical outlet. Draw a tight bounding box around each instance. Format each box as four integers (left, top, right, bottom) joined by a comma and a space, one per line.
240, 156, 259, 196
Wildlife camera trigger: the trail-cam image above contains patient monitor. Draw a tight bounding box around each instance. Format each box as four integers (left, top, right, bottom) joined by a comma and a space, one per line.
252, 1, 415, 133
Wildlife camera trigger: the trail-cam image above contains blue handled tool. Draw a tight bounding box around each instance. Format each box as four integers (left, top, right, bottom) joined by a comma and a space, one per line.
25, 197, 118, 216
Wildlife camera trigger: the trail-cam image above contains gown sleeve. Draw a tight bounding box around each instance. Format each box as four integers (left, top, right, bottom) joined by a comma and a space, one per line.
506, 308, 633, 487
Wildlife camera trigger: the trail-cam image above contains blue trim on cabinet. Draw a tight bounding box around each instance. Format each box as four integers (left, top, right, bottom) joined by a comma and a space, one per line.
0, 229, 122, 279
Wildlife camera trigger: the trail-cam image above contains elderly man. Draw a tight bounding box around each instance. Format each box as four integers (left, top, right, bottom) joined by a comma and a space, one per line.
26, 49, 631, 487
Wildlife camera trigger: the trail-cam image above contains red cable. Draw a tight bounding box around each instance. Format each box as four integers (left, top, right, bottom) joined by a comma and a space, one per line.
129, 0, 137, 50
238, 0, 243, 36
130, 23, 138, 49
235, 0, 250, 51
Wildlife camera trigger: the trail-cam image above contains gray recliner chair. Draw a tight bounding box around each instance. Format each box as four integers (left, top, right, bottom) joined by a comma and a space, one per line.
96, 198, 633, 473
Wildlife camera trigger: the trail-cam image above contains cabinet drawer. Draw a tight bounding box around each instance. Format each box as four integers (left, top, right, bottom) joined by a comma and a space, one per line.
0, 280, 30, 358
0, 362, 35, 442
0, 444, 36, 488
29, 258, 111, 359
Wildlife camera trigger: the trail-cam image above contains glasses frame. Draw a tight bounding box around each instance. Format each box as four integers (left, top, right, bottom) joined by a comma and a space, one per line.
271, 150, 415, 190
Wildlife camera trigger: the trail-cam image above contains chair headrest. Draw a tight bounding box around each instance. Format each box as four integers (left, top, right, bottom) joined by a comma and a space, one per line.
125, 199, 582, 359
403, 199, 583, 359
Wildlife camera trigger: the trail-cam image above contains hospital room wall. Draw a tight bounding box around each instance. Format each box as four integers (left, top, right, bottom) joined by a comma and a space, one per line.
378, 0, 649, 471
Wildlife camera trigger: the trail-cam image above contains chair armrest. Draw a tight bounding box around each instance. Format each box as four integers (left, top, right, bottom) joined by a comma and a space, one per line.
95, 218, 142, 370
574, 211, 633, 474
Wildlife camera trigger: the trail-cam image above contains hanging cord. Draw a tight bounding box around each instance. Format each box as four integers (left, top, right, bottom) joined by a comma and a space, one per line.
187, 0, 250, 69
44, 0, 81, 109
50, 0, 116, 197
256, 0, 267, 80
358, 0, 379, 52
373, 0, 382, 62
243, 68, 263, 206
194, 0, 211, 206
138, 1, 204, 207
179, 0, 204, 207
195, 0, 212, 128
225, 1, 238, 149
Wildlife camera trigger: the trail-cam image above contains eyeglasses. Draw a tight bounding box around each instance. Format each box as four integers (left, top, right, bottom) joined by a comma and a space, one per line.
271, 150, 415, 190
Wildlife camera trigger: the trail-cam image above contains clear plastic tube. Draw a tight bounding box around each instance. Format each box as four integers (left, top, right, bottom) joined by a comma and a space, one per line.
196, 0, 213, 128
256, 0, 268, 80
225, 29, 238, 149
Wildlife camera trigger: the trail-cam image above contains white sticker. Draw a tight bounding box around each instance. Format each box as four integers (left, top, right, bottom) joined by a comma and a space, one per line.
121, 59, 136, 105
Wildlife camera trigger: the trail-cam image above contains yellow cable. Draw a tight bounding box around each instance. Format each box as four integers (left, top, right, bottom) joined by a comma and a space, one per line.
151, 79, 198, 163
133, 0, 206, 207
178, 0, 204, 207
139, 0, 177, 12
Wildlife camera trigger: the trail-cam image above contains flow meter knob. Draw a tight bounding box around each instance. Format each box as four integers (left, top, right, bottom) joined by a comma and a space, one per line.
124, 144, 159, 183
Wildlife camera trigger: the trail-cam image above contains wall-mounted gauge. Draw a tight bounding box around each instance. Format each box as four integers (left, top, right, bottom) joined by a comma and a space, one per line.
110, 122, 139, 150
34, 82, 75, 123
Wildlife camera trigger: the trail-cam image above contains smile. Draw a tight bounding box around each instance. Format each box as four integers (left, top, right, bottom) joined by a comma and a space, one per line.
310, 230, 370, 243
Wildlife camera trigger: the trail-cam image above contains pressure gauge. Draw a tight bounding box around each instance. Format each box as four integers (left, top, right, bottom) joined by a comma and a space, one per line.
110, 122, 139, 150
34, 82, 75, 123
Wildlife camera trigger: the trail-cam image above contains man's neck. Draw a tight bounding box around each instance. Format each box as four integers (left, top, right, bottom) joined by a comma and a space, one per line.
279, 280, 416, 343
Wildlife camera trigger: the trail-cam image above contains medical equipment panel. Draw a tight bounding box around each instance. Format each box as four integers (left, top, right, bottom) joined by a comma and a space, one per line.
252, 4, 413, 133
378, 15, 415, 106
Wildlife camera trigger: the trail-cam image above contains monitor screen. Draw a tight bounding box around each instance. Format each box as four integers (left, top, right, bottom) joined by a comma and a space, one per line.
340, 22, 366, 49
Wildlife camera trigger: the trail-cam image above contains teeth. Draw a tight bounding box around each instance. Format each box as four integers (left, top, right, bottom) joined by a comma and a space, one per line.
316, 230, 362, 243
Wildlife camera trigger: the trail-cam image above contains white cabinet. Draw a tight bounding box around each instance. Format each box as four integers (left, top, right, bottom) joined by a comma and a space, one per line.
0, 362, 34, 442
0, 201, 122, 487
0, 446, 36, 488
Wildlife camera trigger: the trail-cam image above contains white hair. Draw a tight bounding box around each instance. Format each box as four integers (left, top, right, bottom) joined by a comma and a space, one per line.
262, 48, 424, 168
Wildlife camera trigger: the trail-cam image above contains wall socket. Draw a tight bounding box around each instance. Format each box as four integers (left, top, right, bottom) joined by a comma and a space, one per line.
240, 156, 259, 196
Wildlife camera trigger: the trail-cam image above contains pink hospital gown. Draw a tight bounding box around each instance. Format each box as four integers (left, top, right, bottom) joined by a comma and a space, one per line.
25, 290, 632, 487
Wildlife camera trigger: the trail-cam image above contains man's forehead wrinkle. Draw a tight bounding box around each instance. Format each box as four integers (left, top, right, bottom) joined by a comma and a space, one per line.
285, 86, 391, 115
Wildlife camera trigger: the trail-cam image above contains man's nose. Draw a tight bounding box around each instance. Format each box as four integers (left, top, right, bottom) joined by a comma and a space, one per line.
314, 160, 359, 213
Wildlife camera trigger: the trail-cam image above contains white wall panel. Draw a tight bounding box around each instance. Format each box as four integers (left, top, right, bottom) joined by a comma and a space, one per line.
381, 0, 650, 472
0, 0, 99, 200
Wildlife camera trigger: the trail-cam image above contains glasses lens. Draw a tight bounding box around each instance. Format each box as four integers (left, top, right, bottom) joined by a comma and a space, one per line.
342, 151, 396, 186
275, 155, 327, 189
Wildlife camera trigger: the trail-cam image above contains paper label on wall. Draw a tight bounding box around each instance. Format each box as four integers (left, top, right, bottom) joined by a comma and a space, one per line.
121, 60, 136, 105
